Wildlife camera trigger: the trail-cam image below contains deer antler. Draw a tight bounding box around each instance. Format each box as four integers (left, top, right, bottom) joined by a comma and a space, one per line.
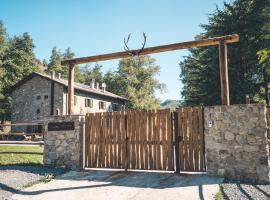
137, 32, 146, 55
123, 32, 147, 56
124, 33, 131, 52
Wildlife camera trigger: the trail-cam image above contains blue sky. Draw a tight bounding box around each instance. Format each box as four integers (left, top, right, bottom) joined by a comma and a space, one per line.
0, 0, 228, 101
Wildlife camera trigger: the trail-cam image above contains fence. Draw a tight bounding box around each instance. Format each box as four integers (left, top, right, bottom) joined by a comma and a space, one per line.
85, 108, 205, 172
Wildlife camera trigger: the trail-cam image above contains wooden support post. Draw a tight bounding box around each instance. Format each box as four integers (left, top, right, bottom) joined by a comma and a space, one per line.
68, 63, 75, 115
219, 40, 230, 105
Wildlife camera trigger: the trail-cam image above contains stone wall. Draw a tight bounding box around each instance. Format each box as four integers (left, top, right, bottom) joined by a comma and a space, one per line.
43, 115, 84, 170
204, 104, 270, 183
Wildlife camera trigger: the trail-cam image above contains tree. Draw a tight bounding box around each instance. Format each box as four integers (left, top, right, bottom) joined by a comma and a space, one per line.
81, 63, 104, 84
1, 33, 37, 89
256, 49, 270, 106
45, 47, 64, 76
180, 0, 270, 106
104, 55, 165, 110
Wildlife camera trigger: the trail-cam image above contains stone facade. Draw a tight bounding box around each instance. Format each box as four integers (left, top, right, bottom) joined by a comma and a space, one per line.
43, 115, 84, 170
11, 73, 125, 132
204, 104, 270, 183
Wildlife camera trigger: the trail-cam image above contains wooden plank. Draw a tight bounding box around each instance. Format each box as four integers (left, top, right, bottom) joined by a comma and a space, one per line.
152, 110, 157, 169
85, 114, 89, 168
156, 110, 161, 170
90, 114, 94, 167
161, 110, 166, 170
167, 109, 173, 171
131, 111, 135, 169
144, 111, 149, 170
183, 108, 188, 171
174, 111, 180, 173
219, 41, 230, 105
67, 63, 75, 115
136, 111, 140, 169
104, 113, 108, 168
61, 35, 239, 65
198, 107, 204, 171
188, 107, 194, 171
148, 110, 153, 170
109, 112, 113, 168
193, 107, 199, 172
113, 112, 118, 168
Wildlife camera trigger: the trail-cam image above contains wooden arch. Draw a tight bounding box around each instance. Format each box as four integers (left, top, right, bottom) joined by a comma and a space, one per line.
61, 34, 239, 115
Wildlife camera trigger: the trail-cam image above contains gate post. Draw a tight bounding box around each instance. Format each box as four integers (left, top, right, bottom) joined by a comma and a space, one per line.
173, 111, 180, 173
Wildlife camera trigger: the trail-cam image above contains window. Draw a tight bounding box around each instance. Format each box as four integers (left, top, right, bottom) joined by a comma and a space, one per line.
44, 95, 49, 99
112, 103, 119, 111
36, 95, 41, 100
85, 98, 93, 108
36, 109, 40, 114
99, 101, 106, 110
55, 109, 60, 116
74, 96, 77, 106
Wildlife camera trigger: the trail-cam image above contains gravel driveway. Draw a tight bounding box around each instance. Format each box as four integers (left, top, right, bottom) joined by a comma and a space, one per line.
221, 182, 270, 200
0, 165, 66, 200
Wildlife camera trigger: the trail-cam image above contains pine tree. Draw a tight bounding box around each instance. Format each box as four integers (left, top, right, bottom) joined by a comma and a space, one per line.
105, 55, 165, 110
180, 0, 270, 105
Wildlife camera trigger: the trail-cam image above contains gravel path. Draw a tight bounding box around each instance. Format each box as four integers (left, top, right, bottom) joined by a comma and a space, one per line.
0, 165, 66, 200
221, 182, 270, 200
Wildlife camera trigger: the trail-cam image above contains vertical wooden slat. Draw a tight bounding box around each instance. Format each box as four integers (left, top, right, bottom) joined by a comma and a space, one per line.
109, 112, 113, 168
144, 112, 149, 170
193, 108, 199, 172
174, 111, 180, 173
131, 111, 136, 169
148, 110, 153, 169
161, 110, 166, 170
167, 109, 173, 171
155, 110, 161, 170
85, 114, 89, 167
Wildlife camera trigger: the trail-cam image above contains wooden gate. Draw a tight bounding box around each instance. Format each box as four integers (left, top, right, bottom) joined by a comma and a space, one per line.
85, 112, 126, 168
174, 107, 206, 172
85, 107, 205, 172
127, 110, 173, 171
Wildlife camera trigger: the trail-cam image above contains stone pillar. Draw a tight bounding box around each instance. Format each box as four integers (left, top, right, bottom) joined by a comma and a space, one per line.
204, 104, 270, 183
43, 115, 84, 170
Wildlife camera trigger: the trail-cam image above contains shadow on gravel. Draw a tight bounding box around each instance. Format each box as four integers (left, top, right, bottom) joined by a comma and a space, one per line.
0, 165, 67, 176
1, 169, 223, 199
220, 181, 270, 200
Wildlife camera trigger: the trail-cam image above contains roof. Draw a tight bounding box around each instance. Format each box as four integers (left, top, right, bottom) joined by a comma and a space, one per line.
9, 72, 127, 101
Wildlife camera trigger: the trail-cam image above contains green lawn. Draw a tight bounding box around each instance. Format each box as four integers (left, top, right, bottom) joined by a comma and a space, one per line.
0, 145, 43, 165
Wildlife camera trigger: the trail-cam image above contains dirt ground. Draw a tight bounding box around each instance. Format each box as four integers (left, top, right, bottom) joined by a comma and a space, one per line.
12, 169, 223, 200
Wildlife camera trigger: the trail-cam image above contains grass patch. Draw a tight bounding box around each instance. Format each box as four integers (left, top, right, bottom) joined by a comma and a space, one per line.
24, 173, 54, 188
0, 145, 43, 165
215, 190, 223, 200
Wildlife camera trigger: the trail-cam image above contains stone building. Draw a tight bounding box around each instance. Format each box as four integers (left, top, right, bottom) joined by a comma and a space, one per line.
10, 72, 126, 132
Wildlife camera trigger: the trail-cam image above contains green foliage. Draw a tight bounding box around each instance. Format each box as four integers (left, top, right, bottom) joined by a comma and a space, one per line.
180, 0, 270, 105
104, 55, 165, 110
0, 21, 38, 119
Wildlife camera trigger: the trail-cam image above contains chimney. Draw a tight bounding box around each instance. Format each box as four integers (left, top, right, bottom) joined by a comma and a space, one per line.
96, 82, 99, 89
56, 73, 61, 79
90, 79, 95, 88
51, 71, 55, 79
101, 83, 106, 92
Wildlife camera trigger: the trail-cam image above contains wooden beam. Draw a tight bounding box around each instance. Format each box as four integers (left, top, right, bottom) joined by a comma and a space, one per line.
219, 40, 230, 105
68, 63, 75, 115
61, 34, 239, 65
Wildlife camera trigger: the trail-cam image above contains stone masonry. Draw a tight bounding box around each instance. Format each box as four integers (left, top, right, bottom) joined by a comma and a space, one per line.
204, 104, 270, 183
43, 115, 84, 170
